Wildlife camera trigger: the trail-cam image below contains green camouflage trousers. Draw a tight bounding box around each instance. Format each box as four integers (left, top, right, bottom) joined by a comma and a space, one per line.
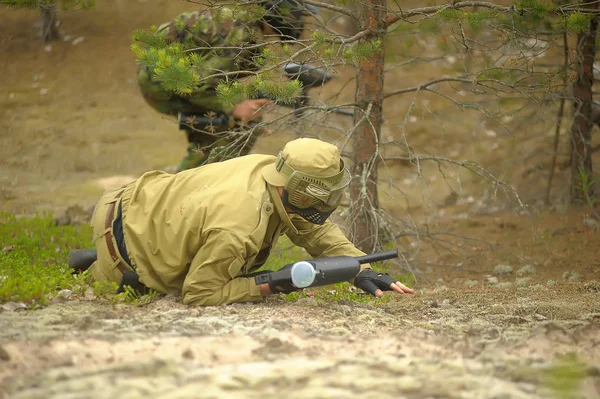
137, 67, 260, 172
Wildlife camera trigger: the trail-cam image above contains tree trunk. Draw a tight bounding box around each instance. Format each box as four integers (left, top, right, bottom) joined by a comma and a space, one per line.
569, 5, 599, 204
40, 1, 60, 42
349, 0, 386, 252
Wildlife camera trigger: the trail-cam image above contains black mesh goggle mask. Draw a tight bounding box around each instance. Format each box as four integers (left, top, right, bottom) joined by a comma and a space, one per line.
282, 190, 334, 225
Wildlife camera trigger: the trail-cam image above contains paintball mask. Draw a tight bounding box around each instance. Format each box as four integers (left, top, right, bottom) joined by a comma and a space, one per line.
275, 152, 351, 224
261, 0, 318, 41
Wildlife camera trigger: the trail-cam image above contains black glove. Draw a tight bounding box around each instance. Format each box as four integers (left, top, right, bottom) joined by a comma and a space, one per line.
354, 269, 397, 296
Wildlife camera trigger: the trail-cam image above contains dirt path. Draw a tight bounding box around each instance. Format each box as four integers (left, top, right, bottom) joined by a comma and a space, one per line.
2, 286, 599, 398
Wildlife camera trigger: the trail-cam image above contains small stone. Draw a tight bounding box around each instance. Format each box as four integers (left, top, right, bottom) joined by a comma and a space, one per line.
182, 348, 195, 360
0, 302, 28, 312
53, 205, 93, 226
54, 214, 71, 226
547, 280, 558, 287
53, 289, 73, 301
464, 280, 479, 287
0, 345, 11, 361
516, 265, 536, 275
494, 264, 513, 276
430, 301, 439, 308
486, 276, 499, 285
40, 88, 48, 95
265, 337, 283, 348
72, 36, 85, 45
44, 44, 52, 52
84, 287, 96, 300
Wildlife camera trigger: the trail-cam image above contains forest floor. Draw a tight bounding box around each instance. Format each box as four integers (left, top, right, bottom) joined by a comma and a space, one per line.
1, 1, 599, 398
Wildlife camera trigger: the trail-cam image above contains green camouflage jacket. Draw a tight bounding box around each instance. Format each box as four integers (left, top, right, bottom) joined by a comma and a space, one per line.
138, 8, 263, 115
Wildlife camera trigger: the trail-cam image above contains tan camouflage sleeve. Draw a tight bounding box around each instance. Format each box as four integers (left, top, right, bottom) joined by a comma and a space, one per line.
182, 230, 262, 306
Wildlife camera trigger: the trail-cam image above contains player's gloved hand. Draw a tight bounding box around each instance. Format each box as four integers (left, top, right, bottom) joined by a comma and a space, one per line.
354, 269, 414, 298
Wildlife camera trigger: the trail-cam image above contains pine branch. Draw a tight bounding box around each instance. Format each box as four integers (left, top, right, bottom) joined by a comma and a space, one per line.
385, 1, 600, 27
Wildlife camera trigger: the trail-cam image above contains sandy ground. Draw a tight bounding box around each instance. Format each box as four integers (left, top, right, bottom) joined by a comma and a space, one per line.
1, 1, 600, 398
1, 286, 599, 399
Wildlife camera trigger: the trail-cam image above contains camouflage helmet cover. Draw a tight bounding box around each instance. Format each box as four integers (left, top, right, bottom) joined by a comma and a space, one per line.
262, 138, 351, 225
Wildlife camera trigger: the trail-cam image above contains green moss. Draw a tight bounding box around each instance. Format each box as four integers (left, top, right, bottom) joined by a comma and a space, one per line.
544, 353, 588, 399
0, 212, 92, 305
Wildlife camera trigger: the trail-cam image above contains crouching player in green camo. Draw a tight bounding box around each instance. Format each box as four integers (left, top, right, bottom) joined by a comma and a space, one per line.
134, 1, 315, 172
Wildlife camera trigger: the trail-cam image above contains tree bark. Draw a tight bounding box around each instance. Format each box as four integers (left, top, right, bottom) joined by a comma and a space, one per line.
569, 4, 599, 204
349, 0, 386, 252
40, 1, 60, 42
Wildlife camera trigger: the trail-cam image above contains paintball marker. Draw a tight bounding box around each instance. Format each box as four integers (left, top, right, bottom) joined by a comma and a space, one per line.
179, 62, 354, 132
254, 249, 399, 293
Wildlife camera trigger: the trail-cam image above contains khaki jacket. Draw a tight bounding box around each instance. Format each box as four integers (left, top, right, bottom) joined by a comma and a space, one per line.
120, 154, 369, 306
